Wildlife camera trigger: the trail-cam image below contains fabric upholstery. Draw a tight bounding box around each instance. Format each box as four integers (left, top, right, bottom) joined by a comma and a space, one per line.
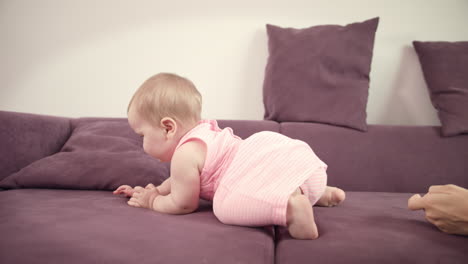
0, 118, 169, 190
413, 41, 468, 137
275, 192, 468, 264
281, 122, 468, 193
0, 111, 71, 182
0, 189, 275, 264
263, 17, 379, 131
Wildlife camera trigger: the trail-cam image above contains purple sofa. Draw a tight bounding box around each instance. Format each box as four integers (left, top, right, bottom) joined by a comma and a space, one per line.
1, 110, 467, 264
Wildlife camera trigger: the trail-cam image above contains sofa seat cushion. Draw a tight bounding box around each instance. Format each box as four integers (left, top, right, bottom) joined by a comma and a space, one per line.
275, 191, 468, 264
0, 189, 274, 264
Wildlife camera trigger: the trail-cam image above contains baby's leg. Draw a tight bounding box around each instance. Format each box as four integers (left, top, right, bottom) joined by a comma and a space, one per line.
315, 186, 346, 207
287, 188, 319, 239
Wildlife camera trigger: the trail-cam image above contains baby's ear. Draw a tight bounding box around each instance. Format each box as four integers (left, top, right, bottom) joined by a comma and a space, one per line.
160, 117, 177, 135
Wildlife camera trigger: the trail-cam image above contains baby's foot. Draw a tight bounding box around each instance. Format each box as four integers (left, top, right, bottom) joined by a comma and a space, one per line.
287, 190, 319, 239
316, 186, 346, 207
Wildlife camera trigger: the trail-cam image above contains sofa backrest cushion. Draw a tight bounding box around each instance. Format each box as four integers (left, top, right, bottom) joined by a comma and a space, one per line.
281, 122, 468, 193
0, 118, 170, 190
0, 111, 71, 182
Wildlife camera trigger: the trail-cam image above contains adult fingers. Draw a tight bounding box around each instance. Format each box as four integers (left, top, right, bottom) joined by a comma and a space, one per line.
443, 184, 465, 192
428, 185, 453, 194
424, 212, 440, 226
408, 194, 425, 210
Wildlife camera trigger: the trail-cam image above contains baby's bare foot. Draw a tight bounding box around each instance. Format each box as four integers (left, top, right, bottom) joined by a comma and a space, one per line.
316, 186, 346, 207
287, 190, 319, 239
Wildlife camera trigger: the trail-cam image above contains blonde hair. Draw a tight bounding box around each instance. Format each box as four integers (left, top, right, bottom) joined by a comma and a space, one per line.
128, 73, 202, 126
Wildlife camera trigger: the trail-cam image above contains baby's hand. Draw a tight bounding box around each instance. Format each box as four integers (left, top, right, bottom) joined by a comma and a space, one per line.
128, 185, 160, 209
113, 185, 135, 198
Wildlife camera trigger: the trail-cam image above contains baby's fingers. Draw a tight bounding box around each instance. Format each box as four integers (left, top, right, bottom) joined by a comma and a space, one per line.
145, 183, 156, 189
114, 186, 134, 197
113, 186, 123, 194
114, 185, 131, 193
128, 198, 141, 208
113, 187, 125, 195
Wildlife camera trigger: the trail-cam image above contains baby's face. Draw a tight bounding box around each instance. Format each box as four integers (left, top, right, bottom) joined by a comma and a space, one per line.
127, 109, 174, 162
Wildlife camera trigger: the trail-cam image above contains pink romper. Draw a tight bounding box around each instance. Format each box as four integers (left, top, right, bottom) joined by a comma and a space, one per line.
176, 120, 327, 227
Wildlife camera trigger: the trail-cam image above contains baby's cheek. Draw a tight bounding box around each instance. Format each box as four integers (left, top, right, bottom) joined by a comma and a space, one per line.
143, 144, 159, 159
142, 140, 150, 154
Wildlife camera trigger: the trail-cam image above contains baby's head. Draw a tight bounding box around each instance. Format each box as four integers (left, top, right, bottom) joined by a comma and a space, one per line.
128, 73, 202, 128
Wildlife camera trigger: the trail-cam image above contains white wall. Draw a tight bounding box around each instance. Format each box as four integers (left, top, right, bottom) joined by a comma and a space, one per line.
1, 0, 467, 125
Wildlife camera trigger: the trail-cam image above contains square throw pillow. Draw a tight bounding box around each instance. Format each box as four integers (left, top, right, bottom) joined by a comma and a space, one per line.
413, 41, 468, 137
0, 120, 170, 190
263, 17, 379, 131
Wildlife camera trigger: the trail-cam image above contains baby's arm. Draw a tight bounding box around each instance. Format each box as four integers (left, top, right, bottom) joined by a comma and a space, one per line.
157, 178, 171, 196
152, 141, 203, 214
128, 140, 204, 215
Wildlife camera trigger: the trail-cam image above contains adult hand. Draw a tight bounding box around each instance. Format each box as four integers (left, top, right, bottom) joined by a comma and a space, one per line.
408, 184, 468, 235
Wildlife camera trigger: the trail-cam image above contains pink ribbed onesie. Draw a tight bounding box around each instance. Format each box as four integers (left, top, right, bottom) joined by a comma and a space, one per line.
176, 120, 327, 227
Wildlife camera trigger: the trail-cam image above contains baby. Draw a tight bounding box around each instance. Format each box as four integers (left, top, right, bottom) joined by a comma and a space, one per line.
113, 73, 345, 239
